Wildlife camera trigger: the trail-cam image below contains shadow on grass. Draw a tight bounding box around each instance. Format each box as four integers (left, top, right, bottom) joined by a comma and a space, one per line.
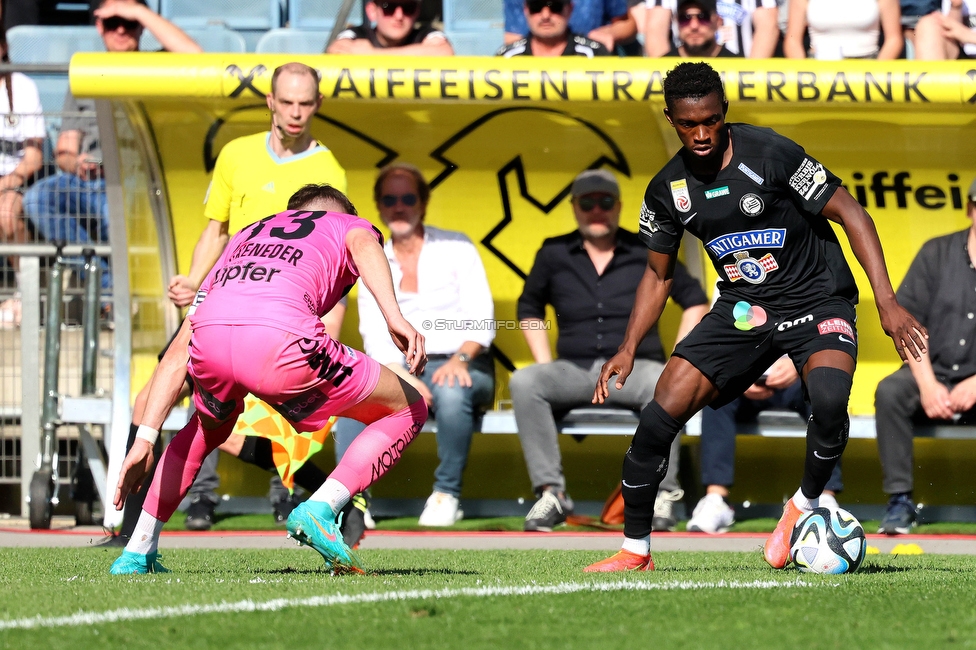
260, 567, 480, 577
857, 564, 914, 574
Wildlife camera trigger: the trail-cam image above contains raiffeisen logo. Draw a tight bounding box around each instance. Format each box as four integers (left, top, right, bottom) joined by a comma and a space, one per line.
843, 172, 964, 210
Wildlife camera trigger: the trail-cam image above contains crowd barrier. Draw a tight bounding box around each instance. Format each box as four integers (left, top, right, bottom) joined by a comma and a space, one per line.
54, 54, 976, 521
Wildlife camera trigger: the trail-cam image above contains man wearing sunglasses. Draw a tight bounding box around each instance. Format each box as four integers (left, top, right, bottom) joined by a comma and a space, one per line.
328, 0, 454, 55
503, 0, 638, 54
20, 0, 200, 316
498, 0, 613, 56
645, 0, 778, 59
511, 169, 708, 532
872, 177, 976, 536
663, 0, 738, 57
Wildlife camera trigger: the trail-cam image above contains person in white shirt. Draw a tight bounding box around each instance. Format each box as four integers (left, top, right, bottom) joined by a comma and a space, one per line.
785, 0, 903, 59
356, 163, 495, 527
0, 29, 45, 326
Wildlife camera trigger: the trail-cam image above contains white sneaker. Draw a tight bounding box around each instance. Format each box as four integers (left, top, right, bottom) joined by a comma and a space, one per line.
818, 493, 840, 510
686, 493, 735, 534
417, 492, 463, 527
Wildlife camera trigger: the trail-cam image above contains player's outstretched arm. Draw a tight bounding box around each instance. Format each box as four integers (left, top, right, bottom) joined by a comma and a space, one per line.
822, 188, 928, 361
113, 319, 194, 510
346, 228, 427, 374
593, 250, 675, 404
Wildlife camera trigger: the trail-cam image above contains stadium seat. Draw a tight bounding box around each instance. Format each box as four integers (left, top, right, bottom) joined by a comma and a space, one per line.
6, 25, 105, 64
446, 30, 504, 56
289, 0, 364, 32
255, 29, 330, 54
442, 0, 505, 32
140, 26, 248, 52
159, 0, 283, 31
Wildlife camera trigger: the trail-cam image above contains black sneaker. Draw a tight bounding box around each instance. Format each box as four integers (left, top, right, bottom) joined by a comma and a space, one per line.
272, 493, 302, 526
524, 488, 574, 532
185, 497, 215, 531
339, 493, 369, 549
878, 494, 917, 535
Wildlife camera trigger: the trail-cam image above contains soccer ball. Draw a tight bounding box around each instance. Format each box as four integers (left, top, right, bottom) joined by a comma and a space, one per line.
789, 506, 866, 574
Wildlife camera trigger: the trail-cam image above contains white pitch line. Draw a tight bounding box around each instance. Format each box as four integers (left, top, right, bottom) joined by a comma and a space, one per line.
0, 579, 817, 631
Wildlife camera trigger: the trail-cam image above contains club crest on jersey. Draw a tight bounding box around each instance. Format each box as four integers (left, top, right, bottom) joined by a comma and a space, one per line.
670, 179, 692, 213
739, 193, 764, 216
724, 251, 779, 284
639, 203, 659, 234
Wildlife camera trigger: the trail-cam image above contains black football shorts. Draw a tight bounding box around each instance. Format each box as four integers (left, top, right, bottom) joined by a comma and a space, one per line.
672, 296, 858, 407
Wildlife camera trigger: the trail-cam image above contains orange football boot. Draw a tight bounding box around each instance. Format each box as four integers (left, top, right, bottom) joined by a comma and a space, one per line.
583, 549, 654, 573
764, 499, 804, 569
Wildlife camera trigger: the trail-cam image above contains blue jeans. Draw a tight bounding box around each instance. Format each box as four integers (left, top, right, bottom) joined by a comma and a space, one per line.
700, 381, 844, 492
333, 356, 495, 498
23, 173, 111, 289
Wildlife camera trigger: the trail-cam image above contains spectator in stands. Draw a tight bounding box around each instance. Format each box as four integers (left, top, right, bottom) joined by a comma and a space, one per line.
504, 0, 638, 53
688, 356, 844, 533
355, 163, 495, 527
873, 177, 976, 535
941, 3, 976, 56
18, 0, 201, 325
498, 0, 613, 56
327, 0, 454, 55
163, 62, 348, 530
662, 0, 741, 56
511, 170, 708, 532
0, 28, 45, 326
784, 0, 903, 59
643, 0, 778, 58
897, 0, 962, 59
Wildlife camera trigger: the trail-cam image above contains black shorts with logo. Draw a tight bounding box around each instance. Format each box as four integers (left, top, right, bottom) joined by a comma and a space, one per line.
672, 296, 858, 407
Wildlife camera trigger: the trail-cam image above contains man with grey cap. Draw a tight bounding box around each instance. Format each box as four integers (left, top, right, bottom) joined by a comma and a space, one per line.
873, 176, 976, 536
511, 169, 708, 532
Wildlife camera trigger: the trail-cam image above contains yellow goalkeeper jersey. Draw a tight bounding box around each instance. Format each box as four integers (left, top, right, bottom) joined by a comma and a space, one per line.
203, 131, 347, 234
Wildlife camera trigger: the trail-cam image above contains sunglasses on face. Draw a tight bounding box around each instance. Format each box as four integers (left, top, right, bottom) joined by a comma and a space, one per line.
381, 193, 419, 207
101, 16, 142, 32
526, 0, 568, 15
677, 10, 711, 25
577, 195, 617, 212
376, 0, 420, 16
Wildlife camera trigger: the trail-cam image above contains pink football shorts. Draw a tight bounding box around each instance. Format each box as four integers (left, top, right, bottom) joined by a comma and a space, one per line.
188, 323, 381, 432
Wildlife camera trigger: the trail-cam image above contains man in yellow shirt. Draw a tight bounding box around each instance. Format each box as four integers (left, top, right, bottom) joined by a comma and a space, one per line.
161, 62, 347, 530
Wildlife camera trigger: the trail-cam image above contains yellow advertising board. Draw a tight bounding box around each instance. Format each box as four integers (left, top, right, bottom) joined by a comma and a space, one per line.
71, 55, 976, 503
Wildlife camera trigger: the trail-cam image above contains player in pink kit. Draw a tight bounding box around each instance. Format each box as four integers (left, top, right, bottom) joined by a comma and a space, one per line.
110, 184, 428, 575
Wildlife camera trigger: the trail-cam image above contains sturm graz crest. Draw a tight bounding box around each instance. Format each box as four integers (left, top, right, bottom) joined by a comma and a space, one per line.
739, 193, 764, 216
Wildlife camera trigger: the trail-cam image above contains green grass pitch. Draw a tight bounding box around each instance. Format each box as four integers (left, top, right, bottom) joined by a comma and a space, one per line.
1, 548, 975, 649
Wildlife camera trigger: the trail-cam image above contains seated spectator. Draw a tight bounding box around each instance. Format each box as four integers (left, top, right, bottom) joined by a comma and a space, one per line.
504, 0, 639, 53
0, 29, 45, 326
356, 163, 495, 527
511, 169, 708, 532
905, 0, 966, 59
941, 3, 976, 55
327, 0, 454, 55
663, 0, 741, 56
498, 0, 612, 56
644, 0, 779, 58
874, 177, 976, 535
688, 354, 843, 533
20, 0, 201, 318
784, 0, 903, 59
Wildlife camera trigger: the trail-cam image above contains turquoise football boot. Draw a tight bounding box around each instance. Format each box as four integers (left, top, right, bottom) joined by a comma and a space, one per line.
287, 501, 364, 574
110, 550, 170, 575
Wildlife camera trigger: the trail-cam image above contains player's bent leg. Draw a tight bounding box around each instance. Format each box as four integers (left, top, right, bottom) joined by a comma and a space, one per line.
764, 359, 853, 570
585, 358, 718, 572
111, 412, 238, 575
287, 369, 427, 574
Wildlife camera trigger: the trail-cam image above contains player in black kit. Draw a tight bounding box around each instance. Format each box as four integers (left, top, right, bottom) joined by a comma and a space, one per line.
585, 62, 928, 573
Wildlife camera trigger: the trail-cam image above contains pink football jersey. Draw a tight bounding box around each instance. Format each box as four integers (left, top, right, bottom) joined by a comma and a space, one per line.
191, 210, 381, 337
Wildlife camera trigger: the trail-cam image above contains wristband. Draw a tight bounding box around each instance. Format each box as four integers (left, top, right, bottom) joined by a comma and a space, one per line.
135, 424, 160, 446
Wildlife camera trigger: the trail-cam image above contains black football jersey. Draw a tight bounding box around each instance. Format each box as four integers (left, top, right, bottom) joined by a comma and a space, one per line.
638, 123, 858, 311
